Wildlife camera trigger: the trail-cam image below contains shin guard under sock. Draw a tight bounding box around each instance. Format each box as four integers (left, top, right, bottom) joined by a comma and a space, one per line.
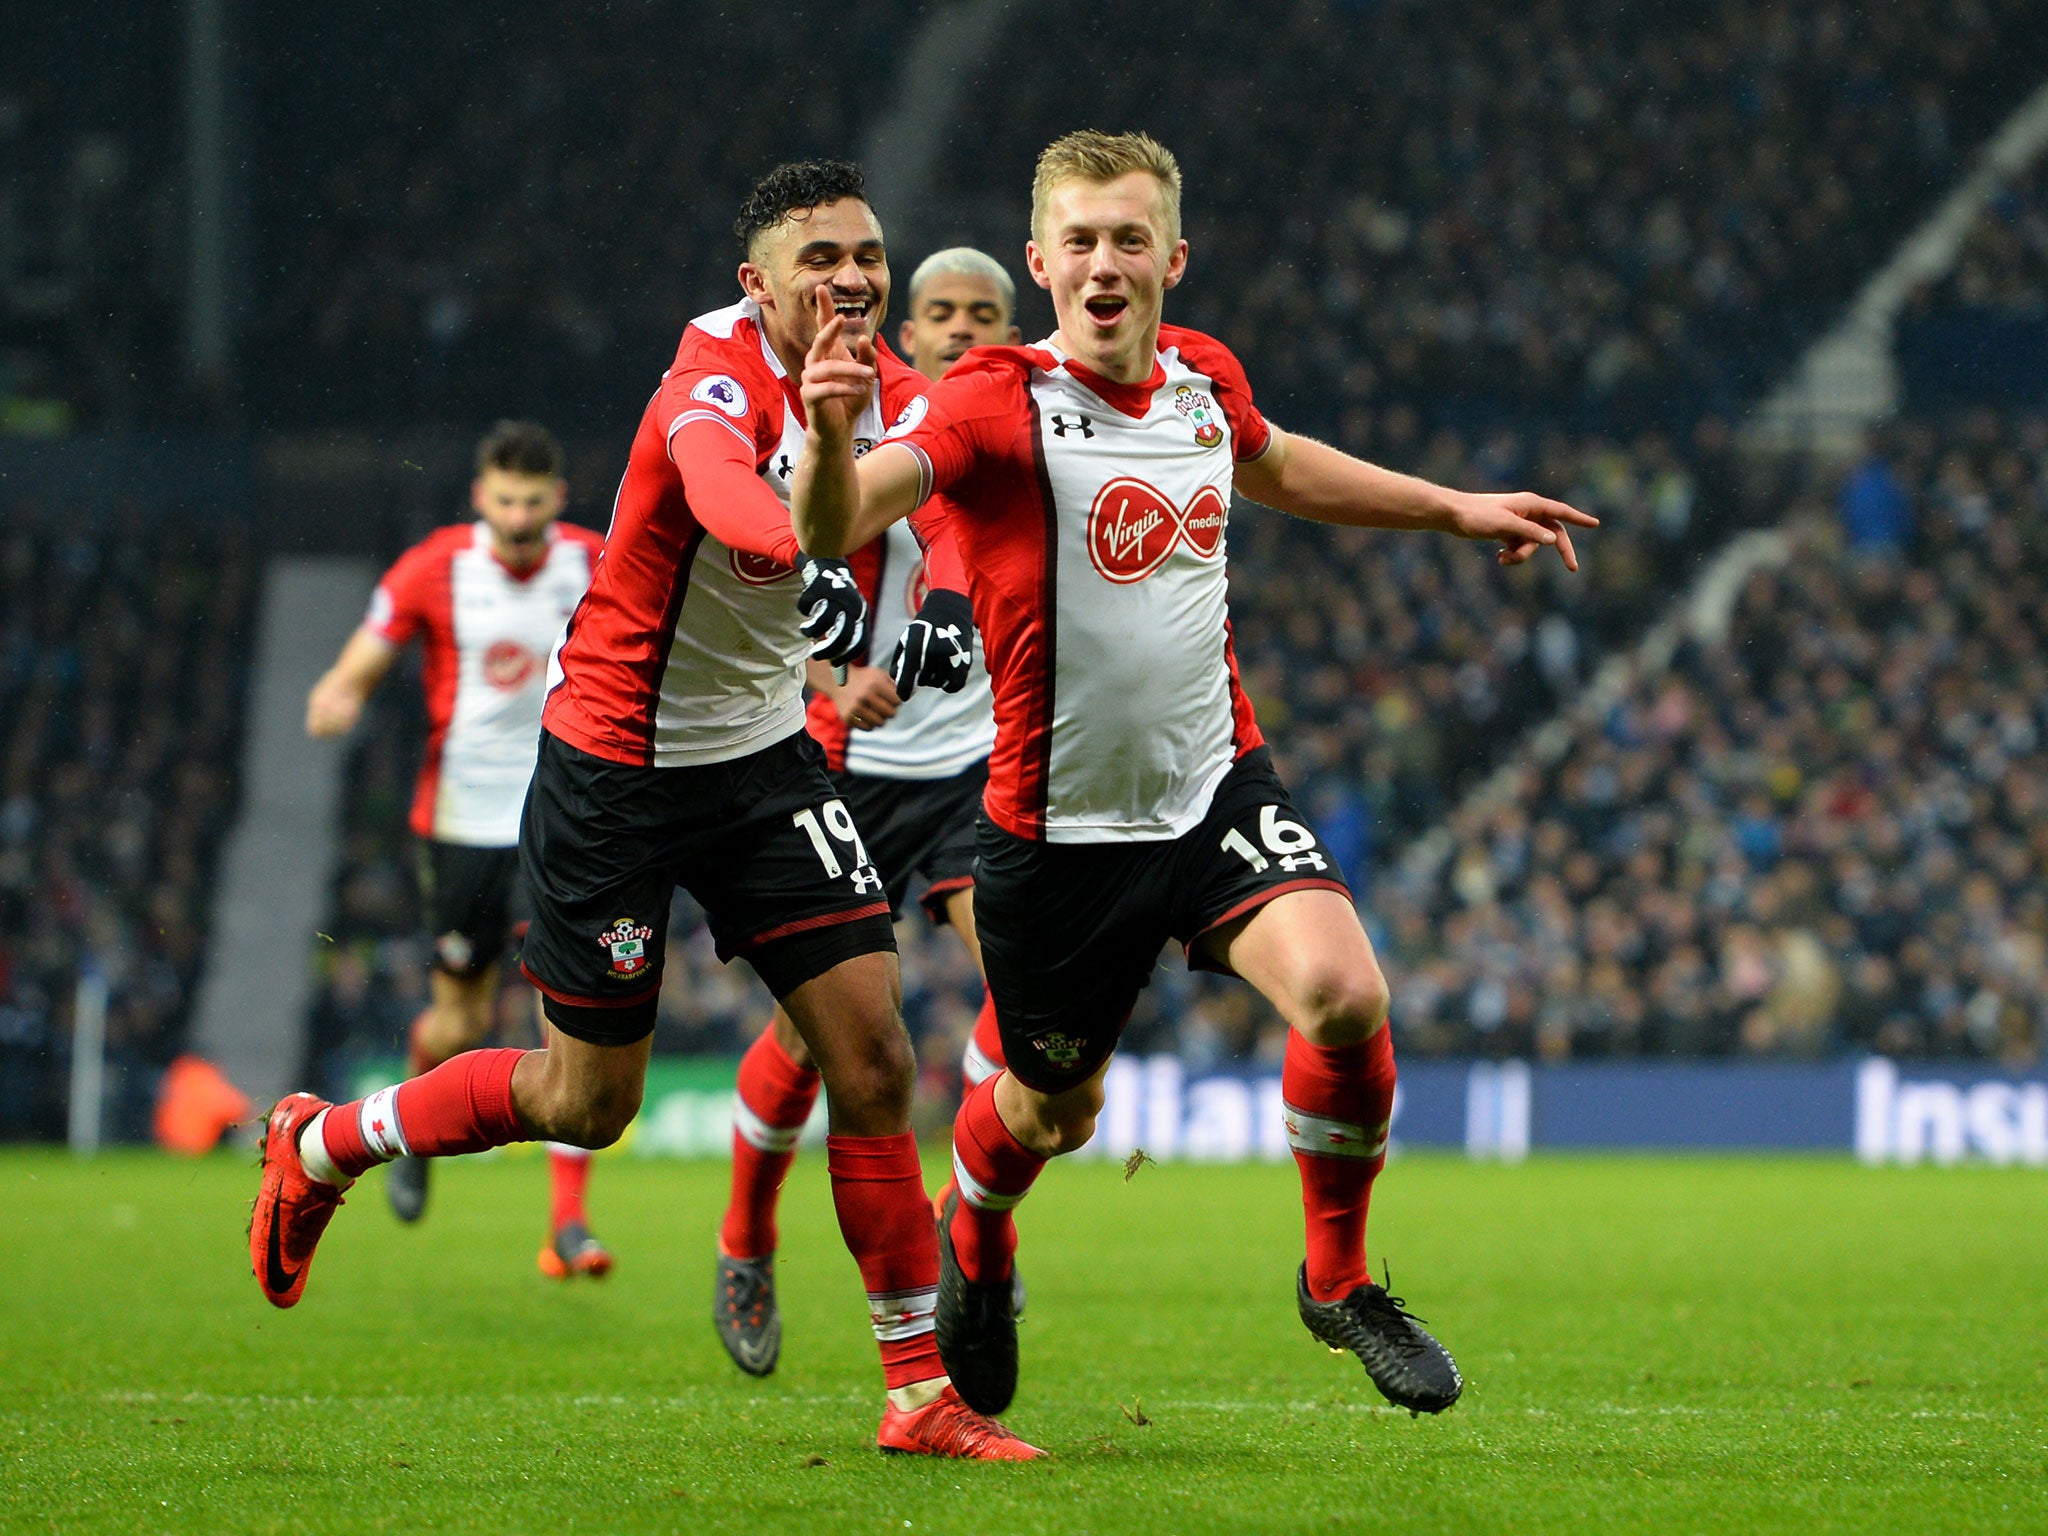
719, 1028, 820, 1260
827, 1132, 943, 1388
1284, 1025, 1396, 1302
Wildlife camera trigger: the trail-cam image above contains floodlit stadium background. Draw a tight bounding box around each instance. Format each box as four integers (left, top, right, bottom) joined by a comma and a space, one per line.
7, 0, 2048, 1168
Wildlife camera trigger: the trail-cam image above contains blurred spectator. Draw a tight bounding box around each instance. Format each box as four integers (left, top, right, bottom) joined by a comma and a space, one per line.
0, 508, 256, 1136
1839, 445, 1913, 551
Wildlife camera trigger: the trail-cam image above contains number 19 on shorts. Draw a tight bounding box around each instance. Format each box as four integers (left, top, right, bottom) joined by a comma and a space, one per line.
794, 799, 885, 893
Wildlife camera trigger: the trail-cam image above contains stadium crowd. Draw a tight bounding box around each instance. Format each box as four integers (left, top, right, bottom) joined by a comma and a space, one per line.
237, 0, 2048, 440
1916, 155, 2048, 311
933, 0, 2046, 437
0, 510, 256, 1135
249, 0, 905, 431
1378, 411, 2048, 1065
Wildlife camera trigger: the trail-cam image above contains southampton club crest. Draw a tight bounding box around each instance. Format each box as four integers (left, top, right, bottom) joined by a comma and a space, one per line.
596, 917, 655, 979
1174, 384, 1224, 448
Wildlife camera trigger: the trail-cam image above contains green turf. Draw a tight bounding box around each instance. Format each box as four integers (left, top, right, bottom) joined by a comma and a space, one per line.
2, 1146, 2044, 1535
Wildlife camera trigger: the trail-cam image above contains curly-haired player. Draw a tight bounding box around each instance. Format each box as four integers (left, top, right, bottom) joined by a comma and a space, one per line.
254, 161, 1039, 1461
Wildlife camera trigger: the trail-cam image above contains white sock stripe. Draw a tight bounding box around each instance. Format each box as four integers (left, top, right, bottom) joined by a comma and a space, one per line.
297, 1108, 346, 1186
868, 1286, 939, 1342
961, 1038, 1001, 1086
358, 1085, 410, 1161
952, 1146, 1025, 1211
1281, 1101, 1386, 1160
544, 1142, 592, 1160
733, 1096, 805, 1153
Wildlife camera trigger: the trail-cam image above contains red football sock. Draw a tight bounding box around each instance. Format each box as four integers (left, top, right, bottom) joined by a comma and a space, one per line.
945, 1072, 1045, 1284
1284, 1025, 1396, 1302
960, 993, 1007, 1091
826, 1132, 943, 1389
317, 1047, 530, 1179
719, 1028, 820, 1260
548, 1144, 592, 1230
407, 1009, 445, 1078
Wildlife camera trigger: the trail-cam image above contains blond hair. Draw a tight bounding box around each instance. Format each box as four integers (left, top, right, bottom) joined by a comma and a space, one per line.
1031, 130, 1182, 246
907, 247, 1017, 315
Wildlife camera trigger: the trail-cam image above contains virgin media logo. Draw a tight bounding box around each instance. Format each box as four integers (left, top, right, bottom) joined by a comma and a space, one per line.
1086, 478, 1226, 584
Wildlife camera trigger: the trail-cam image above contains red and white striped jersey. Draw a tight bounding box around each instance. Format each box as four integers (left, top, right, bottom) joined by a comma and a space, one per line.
890, 325, 1270, 843
543, 298, 928, 768
804, 517, 995, 780
366, 520, 603, 846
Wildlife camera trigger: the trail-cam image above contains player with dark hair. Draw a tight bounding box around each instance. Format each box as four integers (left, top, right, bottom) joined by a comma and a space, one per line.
791, 130, 1597, 1420
305, 420, 612, 1277
255, 161, 1040, 1462
714, 246, 1023, 1379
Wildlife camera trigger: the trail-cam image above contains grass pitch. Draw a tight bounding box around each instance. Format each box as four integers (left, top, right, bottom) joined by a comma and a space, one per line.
2, 1146, 2043, 1535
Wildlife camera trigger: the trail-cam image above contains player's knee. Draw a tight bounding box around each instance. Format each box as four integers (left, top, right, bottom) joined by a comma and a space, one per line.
545, 1078, 644, 1149
1292, 960, 1392, 1047
1038, 1077, 1106, 1156
825, 1018, 917, 1120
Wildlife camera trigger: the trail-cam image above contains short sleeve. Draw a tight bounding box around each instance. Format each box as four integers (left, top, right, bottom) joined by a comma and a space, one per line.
885, 352, 1030, 508
365, 544, 439, 645
1165, 327, 1271, 462
661, 331, 779, 467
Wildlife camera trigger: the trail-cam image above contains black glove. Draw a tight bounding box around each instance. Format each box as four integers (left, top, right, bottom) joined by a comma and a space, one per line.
797, 556, 868, 665
889, 588, 976, 698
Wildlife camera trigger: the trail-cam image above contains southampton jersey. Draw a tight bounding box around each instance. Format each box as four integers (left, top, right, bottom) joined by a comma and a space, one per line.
890, 325, 1270, 843
366, 521, 602, 846
543, 298, 927, 768
804, 517, 996, 780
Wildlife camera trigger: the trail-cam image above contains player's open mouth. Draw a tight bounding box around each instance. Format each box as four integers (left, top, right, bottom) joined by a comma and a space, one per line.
1083, 294, 1128, 324
831, 296, 874, 323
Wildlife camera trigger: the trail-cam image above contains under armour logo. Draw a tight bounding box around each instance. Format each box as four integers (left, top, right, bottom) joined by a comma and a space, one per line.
936, 623, 970, 667
776, 454, 793, 479
1050, 414, 1094, 439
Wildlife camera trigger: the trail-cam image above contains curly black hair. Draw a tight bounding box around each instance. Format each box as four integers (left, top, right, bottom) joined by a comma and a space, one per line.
734, 160, 870, 255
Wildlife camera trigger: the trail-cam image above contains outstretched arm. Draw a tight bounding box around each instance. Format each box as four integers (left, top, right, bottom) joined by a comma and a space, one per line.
306, 627, 399, 737
790, 288, 925, 556
1234, 428, 1598, 571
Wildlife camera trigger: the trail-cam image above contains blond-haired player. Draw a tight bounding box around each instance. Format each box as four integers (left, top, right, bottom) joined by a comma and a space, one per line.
792, 130, 1597, 1420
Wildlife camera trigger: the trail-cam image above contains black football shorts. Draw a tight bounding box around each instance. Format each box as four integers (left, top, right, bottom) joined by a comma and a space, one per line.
974, 747, 1351, 1093
416, 839, 526, 980
830, 759, 986, 924
518, 729, 897, 1045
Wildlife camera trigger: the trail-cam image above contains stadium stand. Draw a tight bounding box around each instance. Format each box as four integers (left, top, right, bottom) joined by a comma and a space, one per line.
932, 0, 2048, 436
1378, 410, 2048, 1065
0, 509, 257, 1136
0, 3, 180, 433
245, 1, 909, 434
1899, 153, 2048, 406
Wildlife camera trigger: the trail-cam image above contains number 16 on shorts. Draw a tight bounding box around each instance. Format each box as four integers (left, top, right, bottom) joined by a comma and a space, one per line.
1223, 805, 1330, 875
794, 798, 886, 894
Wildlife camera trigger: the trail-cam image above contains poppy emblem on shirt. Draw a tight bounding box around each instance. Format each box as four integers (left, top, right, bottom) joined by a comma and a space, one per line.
1086, 477, 1226, 584
1174, 384, 1224, 448
482, 640, 539, 691
729, 549, 794, 585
